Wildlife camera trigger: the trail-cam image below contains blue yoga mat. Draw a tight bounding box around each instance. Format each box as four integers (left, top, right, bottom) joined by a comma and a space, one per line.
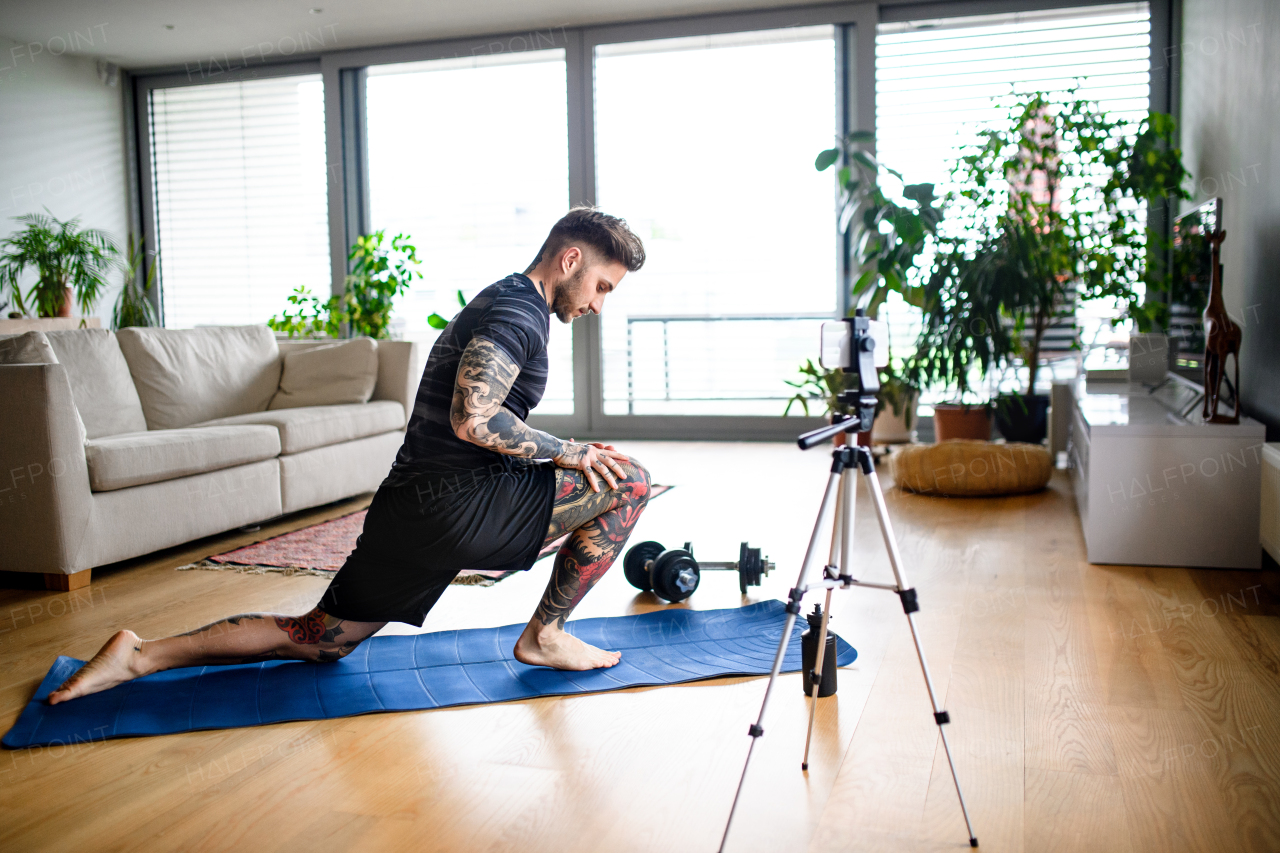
3, 600, 856, 749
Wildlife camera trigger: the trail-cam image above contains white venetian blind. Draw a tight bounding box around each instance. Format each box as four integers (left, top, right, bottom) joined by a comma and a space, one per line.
149, 74, 329, 329
874, 4, 1152, 386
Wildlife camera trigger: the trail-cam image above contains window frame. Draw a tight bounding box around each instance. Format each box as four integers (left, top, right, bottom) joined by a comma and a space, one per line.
130, 0, 1170, 441
134, 59, 322, 327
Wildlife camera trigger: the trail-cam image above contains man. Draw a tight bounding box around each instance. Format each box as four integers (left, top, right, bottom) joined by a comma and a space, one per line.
48, 208, 650, 705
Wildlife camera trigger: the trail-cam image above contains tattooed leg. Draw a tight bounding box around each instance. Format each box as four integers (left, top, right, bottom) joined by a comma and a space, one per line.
46, 606, 386, 705
514, 460, 651, 671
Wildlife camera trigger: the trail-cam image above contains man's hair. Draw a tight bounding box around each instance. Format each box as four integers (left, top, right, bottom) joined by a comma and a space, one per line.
525, 207, 645, 274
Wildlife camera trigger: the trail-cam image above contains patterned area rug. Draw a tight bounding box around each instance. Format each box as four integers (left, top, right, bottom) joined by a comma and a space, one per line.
178, 484, 671, 587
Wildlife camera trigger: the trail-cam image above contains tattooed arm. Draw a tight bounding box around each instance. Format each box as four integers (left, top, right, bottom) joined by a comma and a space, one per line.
450, 337, 629, 491
450, 337, 564, 457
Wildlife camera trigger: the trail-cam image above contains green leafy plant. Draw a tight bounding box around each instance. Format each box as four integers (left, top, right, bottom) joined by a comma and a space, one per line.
948, 93, 1113, 395
909, 245, 1012, 404
876, 357, 918, 429
783, 360, 850, 417
784, 356, 918, 432
789, 134, 940, 419
427, 289, 468, 330
343, 231, 422, 338
1103, 111, 1193, 332
915, 92, 1191, 397
268, 230, 422, 339
267, 285, 340, 339
111, 235, 159, 330
815, 131, 944, 318
0, 210, 119, 317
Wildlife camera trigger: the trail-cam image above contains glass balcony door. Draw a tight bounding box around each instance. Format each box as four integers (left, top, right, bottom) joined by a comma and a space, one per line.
365, 50, 574, 414
592, 27, 839, 418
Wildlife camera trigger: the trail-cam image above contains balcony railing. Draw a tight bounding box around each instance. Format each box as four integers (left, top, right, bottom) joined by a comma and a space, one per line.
622, 312, 834, 415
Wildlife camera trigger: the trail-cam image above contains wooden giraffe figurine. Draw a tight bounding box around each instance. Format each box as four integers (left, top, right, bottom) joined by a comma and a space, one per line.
1201, 228, 1241, 424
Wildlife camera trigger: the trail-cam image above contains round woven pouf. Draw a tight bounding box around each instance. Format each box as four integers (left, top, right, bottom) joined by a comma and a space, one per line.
890, 440, 1052, 496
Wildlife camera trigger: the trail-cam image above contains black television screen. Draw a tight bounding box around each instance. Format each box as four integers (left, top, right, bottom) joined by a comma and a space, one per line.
1168, 197, 1222, 369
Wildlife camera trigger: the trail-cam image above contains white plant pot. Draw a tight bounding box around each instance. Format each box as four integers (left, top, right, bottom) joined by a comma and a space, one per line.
872, 391, 919, 444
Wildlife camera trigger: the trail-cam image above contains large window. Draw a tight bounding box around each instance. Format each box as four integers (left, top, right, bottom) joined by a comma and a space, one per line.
366, 51, 573, 414
138, 5, 1165, 436
150, 74, 328, 328
875, 4, 1152, 392
594, 27, 837, 415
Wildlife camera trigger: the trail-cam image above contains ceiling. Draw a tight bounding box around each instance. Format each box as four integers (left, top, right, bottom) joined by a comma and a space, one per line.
0, 0, 825, 69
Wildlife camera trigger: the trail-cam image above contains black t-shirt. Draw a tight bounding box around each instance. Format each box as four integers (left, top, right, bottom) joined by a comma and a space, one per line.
382, 273, 551, 489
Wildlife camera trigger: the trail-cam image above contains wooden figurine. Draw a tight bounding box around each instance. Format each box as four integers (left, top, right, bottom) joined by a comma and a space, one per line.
1201, 229, 1241, 424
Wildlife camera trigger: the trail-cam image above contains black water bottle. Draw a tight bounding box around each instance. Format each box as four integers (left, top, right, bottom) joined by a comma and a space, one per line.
801, 604, 838, 697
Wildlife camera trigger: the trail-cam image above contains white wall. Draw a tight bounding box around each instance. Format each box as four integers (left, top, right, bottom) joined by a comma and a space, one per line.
1178, 0, 1280, 435
0, 36, 129, 327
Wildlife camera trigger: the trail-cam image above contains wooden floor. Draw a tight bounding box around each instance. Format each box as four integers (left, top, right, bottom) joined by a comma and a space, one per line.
1, 441, 1278, 853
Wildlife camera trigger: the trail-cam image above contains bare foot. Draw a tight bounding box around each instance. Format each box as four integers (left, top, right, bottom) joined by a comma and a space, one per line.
513, 623, 621, 671
47, 630, 150, 705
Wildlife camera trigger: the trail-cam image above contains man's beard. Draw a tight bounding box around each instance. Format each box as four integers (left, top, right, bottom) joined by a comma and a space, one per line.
550, 266, 586, 323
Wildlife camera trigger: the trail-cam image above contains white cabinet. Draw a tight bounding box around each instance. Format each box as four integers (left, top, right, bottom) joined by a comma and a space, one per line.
1068, 377, 1266, 569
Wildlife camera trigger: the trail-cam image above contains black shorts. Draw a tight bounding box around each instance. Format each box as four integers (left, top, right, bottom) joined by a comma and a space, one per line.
317, 461, 558, 626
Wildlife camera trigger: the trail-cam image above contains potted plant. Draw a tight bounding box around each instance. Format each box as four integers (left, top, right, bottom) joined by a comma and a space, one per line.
872, 355, 919, 444
908, 242, 1010, 440
269, 230, 422, 339
924, 93, 1190, 442
0, 211, 119, 319
342, 230, 422, 339
784, 359, 852, 444
1098, 111, 1193, 335
269, 285, 342, 339
985, 215, 1069, 441
794, 132, 942, 437
112, 235, 159, 330
815, 131, 944, 320
784, 360, 877, 446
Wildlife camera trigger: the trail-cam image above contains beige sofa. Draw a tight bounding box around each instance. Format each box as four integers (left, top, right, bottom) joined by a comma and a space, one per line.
0, 325, 419, 590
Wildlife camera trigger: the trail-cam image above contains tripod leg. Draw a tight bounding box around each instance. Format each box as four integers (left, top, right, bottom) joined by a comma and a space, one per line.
718, 608, 796, 853
827, 463, 846, 569
798, 459, 846, 586
803, 465, 855, 770
841, 454, 855, 576
719, 460, 846, 853
862, 458, 979, 848
801, 587, 833, 771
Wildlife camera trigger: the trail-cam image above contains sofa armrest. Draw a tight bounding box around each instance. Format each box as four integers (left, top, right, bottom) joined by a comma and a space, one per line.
0, 364, 93, 574
371, 340, 421, 421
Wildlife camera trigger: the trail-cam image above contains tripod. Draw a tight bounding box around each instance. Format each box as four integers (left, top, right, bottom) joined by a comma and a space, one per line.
717, 416, 978, 851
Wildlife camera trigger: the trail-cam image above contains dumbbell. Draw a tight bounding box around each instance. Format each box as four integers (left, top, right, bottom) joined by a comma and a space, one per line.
622, 540, 774, 603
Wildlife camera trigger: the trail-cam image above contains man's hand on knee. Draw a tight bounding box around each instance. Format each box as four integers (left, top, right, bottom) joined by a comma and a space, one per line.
554, 441, 630, 493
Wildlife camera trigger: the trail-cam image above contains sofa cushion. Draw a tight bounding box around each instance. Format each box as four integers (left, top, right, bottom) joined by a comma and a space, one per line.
43, 329, 150, 439
270, 337, 378, 410
116, 325, 281, 430
85, 425, 281, 492
0, 330, 58, 364
0, 331, 90, 444
193, 400, 406, 455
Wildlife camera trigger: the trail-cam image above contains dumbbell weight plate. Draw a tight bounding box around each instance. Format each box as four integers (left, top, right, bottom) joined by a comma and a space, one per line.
623, 540, 665, 592
736, 544, 766, 593
651, 549, 700, 603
